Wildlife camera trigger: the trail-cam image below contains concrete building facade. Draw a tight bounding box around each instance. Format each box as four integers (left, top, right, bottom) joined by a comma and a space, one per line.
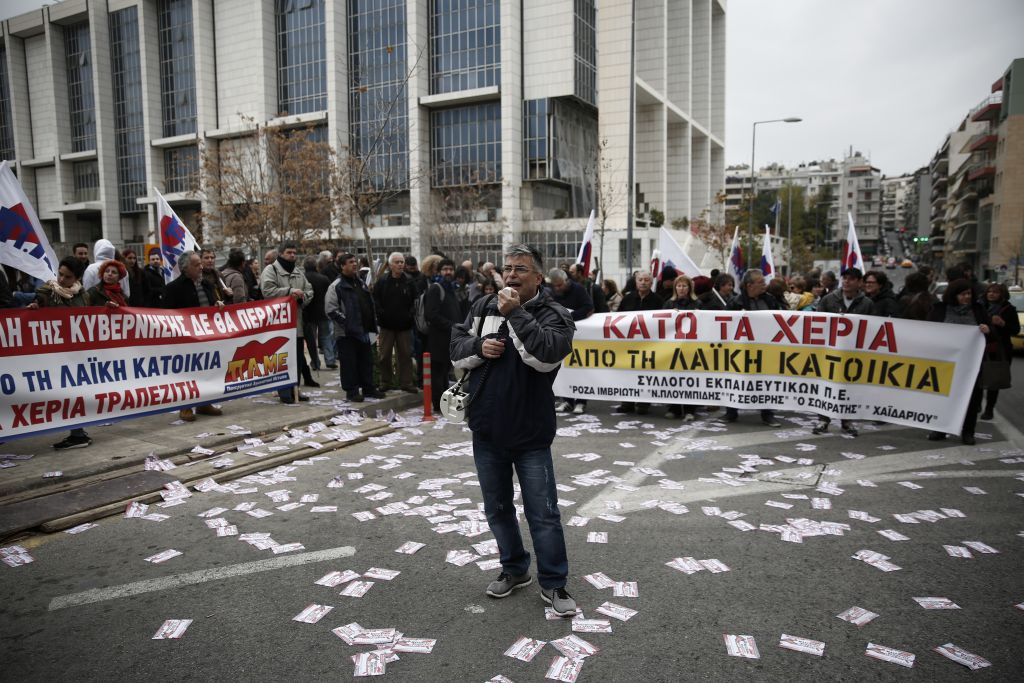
0, 0, 726, 283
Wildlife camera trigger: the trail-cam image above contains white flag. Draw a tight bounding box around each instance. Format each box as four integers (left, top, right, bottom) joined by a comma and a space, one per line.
576, 210, 596, 277
155, 188, 199, 283
0, 161, 59, 283
842, 212, 866, 274
655, 227, 702, 281
760, 226, 776, 283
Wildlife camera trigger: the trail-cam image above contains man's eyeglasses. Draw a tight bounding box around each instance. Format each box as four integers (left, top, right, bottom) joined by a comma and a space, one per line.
502, 265, 534, 275
864, 279, 878, 284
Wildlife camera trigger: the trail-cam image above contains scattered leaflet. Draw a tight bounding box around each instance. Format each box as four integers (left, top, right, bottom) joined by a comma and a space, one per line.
723, 634, 760, 659
913, 597, 960, 609
393, 638, 436, 654
836, 606, 879, 627
665, 557, 704, 575
545, 656, 584, 682
943, 545, 973, 558
779, 634, 825, 656
144, 549, 182, 564
352, 651, 386, 677
851, 549, 901, 571
316, 570, 360, 587
332, 622, 364, 645
352, 628, 398, 645
293, 604, 333, 623
550, 634, 599, 659
1, 545, 33, 567
613, 581, 639, 597
504, 636, 546, 662
445, 550, 478, 566
125, 501, 148, 518
363, 567, 400, 580
340, 581, 375, 597
587, 532, 608, 544
583, 572, 615, 589
152, 619, 192, 639
394, 541, 425, 554
64, 523, 98, 534
963, 541, 998, 554
933, 643, 991, 670
865, 643, 915, 668
595, 602, 637, 621
877, 529, 910, 541
572, 619, 612, 634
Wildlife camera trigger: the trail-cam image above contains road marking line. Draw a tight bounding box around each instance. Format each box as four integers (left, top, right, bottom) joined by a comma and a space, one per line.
48, 545, 356, 611
580, 417, 1023, 516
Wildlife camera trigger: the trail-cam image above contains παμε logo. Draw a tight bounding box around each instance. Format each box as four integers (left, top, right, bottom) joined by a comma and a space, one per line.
223, 336, 291, 393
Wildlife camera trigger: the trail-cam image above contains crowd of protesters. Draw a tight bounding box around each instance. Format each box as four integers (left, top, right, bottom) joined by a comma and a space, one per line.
1, 235, 1016, 452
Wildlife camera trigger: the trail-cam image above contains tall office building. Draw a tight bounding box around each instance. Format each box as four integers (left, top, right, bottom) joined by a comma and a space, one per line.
0, 0, 725, 282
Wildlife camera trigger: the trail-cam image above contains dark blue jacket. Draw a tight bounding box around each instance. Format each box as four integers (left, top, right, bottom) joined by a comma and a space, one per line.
325, 275, 377, 341
550, 280, 594, 321
451, 290, 575, 450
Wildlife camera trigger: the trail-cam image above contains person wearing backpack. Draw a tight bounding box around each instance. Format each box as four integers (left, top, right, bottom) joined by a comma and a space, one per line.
422, 255, 462, 412
373, 252, 418, 393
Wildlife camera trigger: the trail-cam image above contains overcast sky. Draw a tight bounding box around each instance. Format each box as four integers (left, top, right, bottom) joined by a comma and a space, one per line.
4, 0, 1022, 177
726, 0, 1024, 176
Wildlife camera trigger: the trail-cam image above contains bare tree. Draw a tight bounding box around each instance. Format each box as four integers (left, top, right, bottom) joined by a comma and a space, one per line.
589, 137, 627, 277
199, 116, 335, 253
331, 45, 427, 278
685, 190, 737, 268
426, 179, 504, 263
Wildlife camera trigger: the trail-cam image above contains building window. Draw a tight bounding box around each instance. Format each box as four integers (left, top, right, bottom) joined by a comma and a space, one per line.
523, 230, 584, 266
276, 0, 327, 115
164, 145, 198, 194
73, 160, 99, 203
348, 0, 409, 191
431, 102, 501, 187
573, 0, 597, 106
0, 47, 14, 161
429, 0, 500, 94
64, 22, 96, 153
618, 238, 643, 269
110, 7, 147, 214
158, 0, 197, 137
523, 99, 549, 180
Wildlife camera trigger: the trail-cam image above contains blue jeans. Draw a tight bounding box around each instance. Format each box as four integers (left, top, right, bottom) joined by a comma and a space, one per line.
318, 320, 336, 365
472, 435, 568, 589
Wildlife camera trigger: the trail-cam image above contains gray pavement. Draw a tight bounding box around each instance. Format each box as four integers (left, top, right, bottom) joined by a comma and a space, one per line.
2, 399, 1022, 681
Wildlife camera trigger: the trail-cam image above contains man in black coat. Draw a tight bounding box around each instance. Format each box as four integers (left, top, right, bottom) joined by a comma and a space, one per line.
161, 251, 221, 310
424, 258, 462, 412
161, 251, 224, 421
723, 268, 783, 427
303, 256, 332, 374
373, 252, 418, 393
614, 270, 662, 414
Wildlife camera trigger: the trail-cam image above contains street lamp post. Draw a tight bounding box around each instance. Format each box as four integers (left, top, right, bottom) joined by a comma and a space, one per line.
748, 117, 802, 262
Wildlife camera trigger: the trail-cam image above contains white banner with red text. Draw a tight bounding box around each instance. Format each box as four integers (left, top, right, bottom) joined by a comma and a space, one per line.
0, 298, 297, 440
552, 310, 985, 434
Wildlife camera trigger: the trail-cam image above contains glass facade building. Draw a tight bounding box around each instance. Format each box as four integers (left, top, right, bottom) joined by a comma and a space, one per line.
348, 0, 409, 192
109, 7, 146, 213
0, 47, 14, 162
573, 0, 597, 106
158, 0, 197, 137
1, 0, 724, 285
431, 102, 501, 187
429, 0, 500, 94
64, 22, 95, 153
276, 0, 327, 115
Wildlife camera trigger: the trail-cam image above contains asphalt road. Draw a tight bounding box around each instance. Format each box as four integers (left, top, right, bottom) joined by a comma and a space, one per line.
3, 400, 1022, 681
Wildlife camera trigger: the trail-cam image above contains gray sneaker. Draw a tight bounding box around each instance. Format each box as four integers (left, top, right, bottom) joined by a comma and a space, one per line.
486, 571, 533, 598
540, 586, 577, 617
